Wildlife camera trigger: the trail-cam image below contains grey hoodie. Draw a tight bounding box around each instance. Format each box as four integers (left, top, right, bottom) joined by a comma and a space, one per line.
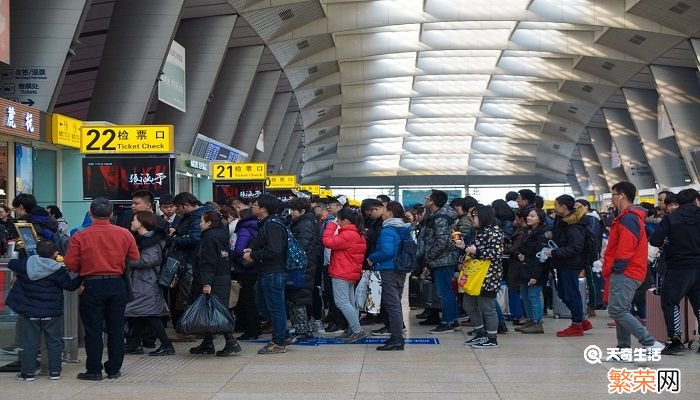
26, 255, 62, 281
383, 217, 412, 230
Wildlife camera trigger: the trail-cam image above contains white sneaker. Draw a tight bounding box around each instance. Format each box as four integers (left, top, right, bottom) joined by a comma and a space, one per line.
640, 341, 665, 363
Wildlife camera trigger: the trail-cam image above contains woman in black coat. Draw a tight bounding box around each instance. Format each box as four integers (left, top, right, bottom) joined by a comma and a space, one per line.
286, 197, 322, 343
189, 210, 241, 357
513, 208, 550, 334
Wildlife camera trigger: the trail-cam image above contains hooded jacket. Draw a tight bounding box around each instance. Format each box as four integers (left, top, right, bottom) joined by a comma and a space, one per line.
603, 205, 648, 281
368, 218, 413, 271
322, 222, 366, 282
288, 212, 322, 305
125, 230, 169, 317
7, 256, 82, 318
649, 203, 700, 269
470, 224, 505, 296
418, 205, 460, 268
231, 216, 260, 274
550, 205, 588, 270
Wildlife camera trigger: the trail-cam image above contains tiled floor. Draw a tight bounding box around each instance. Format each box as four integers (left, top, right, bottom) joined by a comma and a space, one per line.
1, 308, 698, 400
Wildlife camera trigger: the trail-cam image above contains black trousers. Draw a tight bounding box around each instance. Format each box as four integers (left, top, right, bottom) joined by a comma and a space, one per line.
661, 268, 700, 339
128, 317, 171, 348
79, 278, 127, 375
232, 273, 261, 337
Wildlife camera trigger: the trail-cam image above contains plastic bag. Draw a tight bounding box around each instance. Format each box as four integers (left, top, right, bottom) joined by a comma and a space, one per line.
355, 270, 371, 310
176, 294, 236, 335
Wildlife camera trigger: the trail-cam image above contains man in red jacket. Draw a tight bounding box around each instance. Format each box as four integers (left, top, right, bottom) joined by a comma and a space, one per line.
603, 182, 664, 357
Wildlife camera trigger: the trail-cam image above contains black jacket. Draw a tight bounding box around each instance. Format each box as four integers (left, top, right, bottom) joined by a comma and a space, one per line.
7, 256, 82, 318
191, 224, 232, 305
249, 216, 287, 275
650, 204, 700, 269
363, 217, 383, 269
288, 212, 322, 305
172, 204, 213, 265
550, 206, 588, 270
514, 224, 551, 285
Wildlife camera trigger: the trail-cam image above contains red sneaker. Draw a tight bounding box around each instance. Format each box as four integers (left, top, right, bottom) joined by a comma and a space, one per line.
581, 319, 593, 331
556, 324, 584, 337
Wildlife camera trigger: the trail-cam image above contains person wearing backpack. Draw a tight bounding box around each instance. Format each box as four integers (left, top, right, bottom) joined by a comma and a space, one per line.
286, 197, 322, 343
367, 201, 414, 350
243, 194, 288, 354
541, 195, 593, 337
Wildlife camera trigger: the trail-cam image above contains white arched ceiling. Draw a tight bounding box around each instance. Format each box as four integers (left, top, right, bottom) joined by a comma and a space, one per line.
224, 0, 700, 183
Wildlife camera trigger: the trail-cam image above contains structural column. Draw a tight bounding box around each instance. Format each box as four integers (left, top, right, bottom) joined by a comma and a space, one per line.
587, 128, 628, 190
602, 108, 656, 190
578, 143, 612, 194
281, 129, 304, 173
570, 159, 594, 197
154, 15, 237, 153
199, 45, 264, 148
88, 0, 185, 123
252, 92, 292, 162
621, 87, 689, 188
267, 112, 299, 173
231, 70, 282, 157
649, 65, 700, 184
2, 0, 88, 112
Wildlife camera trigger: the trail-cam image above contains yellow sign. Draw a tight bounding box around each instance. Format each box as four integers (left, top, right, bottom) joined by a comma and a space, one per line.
544, 200, 555, 210
80, 125, 174, 154
297, 184, 321, 196
211, 162, 266, 181
265, 175, 297, 189
319, 189, 333, 198
51, 113, 82, 148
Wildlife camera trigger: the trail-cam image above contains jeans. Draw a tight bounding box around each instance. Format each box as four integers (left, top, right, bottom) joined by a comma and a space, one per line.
79, 278, 128, 375
332, 278, 361, 334
324, 266, 345, 326
21, 316, 63, 376
256, 272, 287, 346
380, 270, 407, 341
463, 295, 498, 335
608, 273, 655, 347
555, 269, 585, 323
520, 284, 544, 323
432, 265, 458, 324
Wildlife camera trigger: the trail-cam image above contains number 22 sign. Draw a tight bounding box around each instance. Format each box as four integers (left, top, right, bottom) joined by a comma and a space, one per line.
80, 125, 173, 154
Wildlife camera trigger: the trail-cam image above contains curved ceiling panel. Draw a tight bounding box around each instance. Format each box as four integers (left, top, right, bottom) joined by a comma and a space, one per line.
226, 0, 700, 184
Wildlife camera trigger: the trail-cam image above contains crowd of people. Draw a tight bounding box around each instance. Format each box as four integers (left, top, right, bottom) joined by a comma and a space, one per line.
3, 181, 700, 381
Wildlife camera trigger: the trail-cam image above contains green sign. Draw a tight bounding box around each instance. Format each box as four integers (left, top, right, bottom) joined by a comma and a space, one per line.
158, 40, 186, 112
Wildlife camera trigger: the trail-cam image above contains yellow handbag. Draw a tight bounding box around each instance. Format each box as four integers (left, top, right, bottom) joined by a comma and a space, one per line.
458, 258, 491, 296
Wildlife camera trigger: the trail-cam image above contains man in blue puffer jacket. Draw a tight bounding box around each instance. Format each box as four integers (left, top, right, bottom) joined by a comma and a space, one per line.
7, 241, 83, 381
368, 201, 413, 351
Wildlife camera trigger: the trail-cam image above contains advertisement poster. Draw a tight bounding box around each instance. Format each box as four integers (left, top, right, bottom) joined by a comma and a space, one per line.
83, 157, 173, 200
266, 189, 298, 203
212, 181, 264, 205
15, 144, 33, 194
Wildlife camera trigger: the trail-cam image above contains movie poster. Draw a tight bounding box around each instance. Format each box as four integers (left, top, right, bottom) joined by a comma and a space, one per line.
83, 156, 173, 200
212, 181, 264, 205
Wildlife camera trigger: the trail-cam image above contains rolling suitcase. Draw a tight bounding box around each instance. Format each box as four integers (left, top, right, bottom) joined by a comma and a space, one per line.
645, 288, 697, 348
552, 272, 587, 319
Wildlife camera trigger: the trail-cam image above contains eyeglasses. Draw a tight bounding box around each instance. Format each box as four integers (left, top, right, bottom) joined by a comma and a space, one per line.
252, 203, 260, 207
611, 193, 621, 197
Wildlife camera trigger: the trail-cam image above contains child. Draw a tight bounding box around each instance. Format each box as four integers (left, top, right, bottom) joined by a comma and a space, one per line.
6, 240, 83, 381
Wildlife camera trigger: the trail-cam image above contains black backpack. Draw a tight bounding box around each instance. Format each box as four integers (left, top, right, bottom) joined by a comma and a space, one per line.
581, 225, 601, 267
390, 227, 417, 273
